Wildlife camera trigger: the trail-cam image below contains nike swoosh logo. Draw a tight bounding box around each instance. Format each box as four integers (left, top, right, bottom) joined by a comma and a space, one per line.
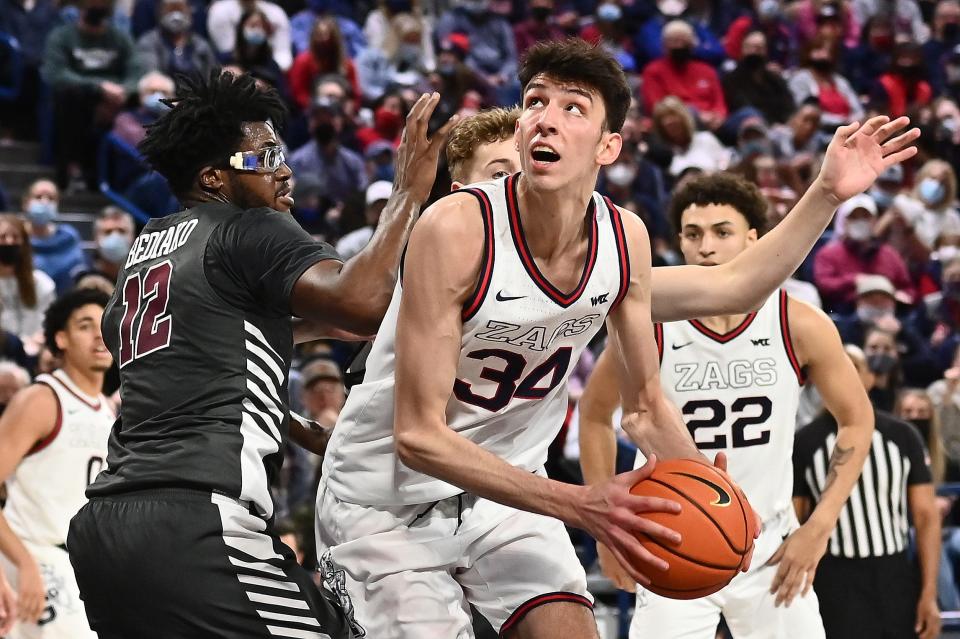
671, 471, 731, 506
671, 341, 693, 350
496, 291, 525, 302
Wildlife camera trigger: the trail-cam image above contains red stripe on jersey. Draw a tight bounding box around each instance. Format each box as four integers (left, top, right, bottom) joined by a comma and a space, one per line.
506, 173, 598, 308
604, 196, 630, 312
499, 592, 593, 636
689, 312, 758, 344
655, 323, 664, 362
779, 289, 806, 385
461, 188, 496, 322
27, 382, 62, 456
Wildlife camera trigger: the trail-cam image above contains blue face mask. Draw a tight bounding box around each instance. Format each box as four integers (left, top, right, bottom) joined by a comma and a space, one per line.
739, 140, 770, 158
243, 28, 267, 46
26, 200, 57, 226
143, 92, 169, 115
98, 233, 132, 264
869, 187, 894, 210
920, 178, 946, 205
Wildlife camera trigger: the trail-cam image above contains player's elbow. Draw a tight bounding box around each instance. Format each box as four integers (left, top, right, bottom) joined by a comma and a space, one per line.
395, 425, 434, 472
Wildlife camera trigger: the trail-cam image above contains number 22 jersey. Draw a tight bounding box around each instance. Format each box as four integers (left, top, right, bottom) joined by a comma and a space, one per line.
324, 174, 630, 506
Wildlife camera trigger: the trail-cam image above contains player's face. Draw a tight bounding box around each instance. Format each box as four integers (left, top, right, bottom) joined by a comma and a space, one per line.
452, 138, 520, 189
223, 121, 295, 212
678, 204, 758, 267
58, 304, 112, 373
515, 74, 621, 191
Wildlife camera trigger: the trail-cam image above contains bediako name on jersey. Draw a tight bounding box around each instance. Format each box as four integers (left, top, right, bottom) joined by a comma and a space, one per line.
125, 219, 199, 269
672, 358, 778, 392
475, 314, 601, 352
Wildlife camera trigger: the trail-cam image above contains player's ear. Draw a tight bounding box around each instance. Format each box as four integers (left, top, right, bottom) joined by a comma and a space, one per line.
596, 131, 622, 167
746, 228, 758, 245
450, 181, 462, 190
198, 166, 225, 193
54, 330, 68, 353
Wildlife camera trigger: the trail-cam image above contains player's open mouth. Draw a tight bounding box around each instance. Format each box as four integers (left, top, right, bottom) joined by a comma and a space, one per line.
531, 144, 561, 164
276, 185, 295, 207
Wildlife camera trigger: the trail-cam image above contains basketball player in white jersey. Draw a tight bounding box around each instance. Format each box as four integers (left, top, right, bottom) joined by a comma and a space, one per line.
0, 288, 114, 639
316, 39, 917, 638
579, 173, 876, 638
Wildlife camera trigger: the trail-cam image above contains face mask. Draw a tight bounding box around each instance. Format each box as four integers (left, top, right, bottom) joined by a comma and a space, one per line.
740, 53, 766, 70
438, 62, 458, 77
385, 0, 412, 12
895, 62, 921, 77
919, 178, 946, 205
143, 92, 169, 115
758, 0, 780, 19
26, 199, 57, 226
739, 140, 770, 157
243, 27, 267, 46
597, 3, 622, 21
606, 164, 637, 187
809, 58, 833, 73
530, 6, 551, 21
668, 47, 693, 64
98, 233, 132, 264
374, 107, 403, 139
910, 418, 932, 440
871, 35, 894, 51
869, 187, 894, 210
83, 6, 110, 27
160, 10, 190, 34
867, 352, 897, 375
460, 0, 488, 15
857, 305, 890, 324
314, 121, 337, 146
845, 219, 873, 242
945, 22, 960, 42
0, 245, 21, 267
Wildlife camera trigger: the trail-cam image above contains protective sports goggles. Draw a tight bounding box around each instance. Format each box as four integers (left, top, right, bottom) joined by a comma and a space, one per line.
227, 145, 286, 173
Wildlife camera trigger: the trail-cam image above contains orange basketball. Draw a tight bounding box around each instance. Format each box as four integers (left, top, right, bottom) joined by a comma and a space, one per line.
629, 458, 755, 600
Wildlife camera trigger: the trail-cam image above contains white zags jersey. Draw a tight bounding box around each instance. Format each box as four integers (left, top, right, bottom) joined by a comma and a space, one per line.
324, 174, 629, 505
4, 370, 114, 546
651, 291, 804, 524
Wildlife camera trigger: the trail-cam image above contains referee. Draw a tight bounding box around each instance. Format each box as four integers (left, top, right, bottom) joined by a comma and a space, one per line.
793, 345, 941, 639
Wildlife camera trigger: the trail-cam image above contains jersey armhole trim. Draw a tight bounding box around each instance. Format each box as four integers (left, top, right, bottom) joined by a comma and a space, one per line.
461, 188, 495, 322
499, 591, 593, 636
779, 289, 806, 385
654, 322, 664, 363
604, 196, 631, 312
27, 382, 62, 456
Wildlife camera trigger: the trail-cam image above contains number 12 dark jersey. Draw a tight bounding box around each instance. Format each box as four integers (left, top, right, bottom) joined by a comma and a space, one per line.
88, 202, 338, 518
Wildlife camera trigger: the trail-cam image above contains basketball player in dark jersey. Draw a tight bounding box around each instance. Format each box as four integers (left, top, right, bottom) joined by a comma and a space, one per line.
66, 71, 456, 638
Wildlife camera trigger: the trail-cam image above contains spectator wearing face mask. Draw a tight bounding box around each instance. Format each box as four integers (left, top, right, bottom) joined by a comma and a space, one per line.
136, 0, 218, 79
579, 2, 637, 73
843, 14, 897, 95
83, 207, 136, 287
635, 0, 726, 67
514, 0, 564, 57
723, 0, 795, 69
355, 92, 405, 151
814, 196, 914, 313
364, 140, 396, 185
923, 0, 960, 94
224, 9, 287, 92
851, 0, 929, 43
0, 214, 56, 356
288, 15, 359, 112
111, 71, 175, 148
21, 180, 87, 296
789, 34, 865, 130
868, 164, 905, 214
207, 0, 292, 71
871, 43, 933, 118
912, 255, 960, 370
721, 29, 796, 126
888, 159, 960, 252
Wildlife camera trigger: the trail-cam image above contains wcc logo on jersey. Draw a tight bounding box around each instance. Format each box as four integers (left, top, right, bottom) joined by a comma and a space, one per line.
475, 314, 601, 352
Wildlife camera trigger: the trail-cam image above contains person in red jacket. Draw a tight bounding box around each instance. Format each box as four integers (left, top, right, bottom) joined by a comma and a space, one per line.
641, 19, 727, 129
873, 42, 933, 118
288, 15, 359, 112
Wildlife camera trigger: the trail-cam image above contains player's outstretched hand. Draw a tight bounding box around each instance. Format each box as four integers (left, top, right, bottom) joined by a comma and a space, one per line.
393, 92, 459, 204
817, 115, 920, 205
713, 452, 761, 572
17, 557, 45, 623
915, 591, 942, 639
766, 520, 830, 607
0, 570, 16, 635
573, 454, 682, 586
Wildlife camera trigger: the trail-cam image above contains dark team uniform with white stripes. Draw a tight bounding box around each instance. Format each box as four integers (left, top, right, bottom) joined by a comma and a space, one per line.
793, 411, 932, 638
67, 203, 357, 639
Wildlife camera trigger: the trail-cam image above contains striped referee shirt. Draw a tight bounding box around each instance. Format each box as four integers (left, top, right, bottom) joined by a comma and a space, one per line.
793, 411, 931, 559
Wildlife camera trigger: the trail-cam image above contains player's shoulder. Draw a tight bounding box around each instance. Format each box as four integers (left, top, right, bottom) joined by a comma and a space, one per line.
784, 293, 836, 337
1, 382, 58, 434
415, 190, 487, 244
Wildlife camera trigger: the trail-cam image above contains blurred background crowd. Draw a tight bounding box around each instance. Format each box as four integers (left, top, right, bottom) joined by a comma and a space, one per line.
8, 0, 960, 635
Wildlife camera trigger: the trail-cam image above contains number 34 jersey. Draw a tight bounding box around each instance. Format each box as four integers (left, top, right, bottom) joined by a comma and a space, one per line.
324, 174, 630, 506
653, 290, 804, 524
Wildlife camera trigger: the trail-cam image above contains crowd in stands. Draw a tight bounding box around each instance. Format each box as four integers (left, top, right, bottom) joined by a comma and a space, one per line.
9, 0, 960, 622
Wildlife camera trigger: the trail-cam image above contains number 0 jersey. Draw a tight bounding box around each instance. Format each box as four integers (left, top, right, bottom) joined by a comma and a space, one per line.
4, 370, 114, 546
649, 290, 804, 524
324, 174, 630, 506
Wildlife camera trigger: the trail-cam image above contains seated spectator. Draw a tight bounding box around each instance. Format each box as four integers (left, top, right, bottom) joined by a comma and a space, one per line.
362, 0, 413, 53
289, 15, 358, 111
354, 13, 427, 103
290, 0, 365, 58
869, 163, 906, 214
364, 139, 396, 184
207, 0, 292, 71
336, 181, 390, 261
634, 0, 725, 67
814, 195, 914, 312
863, 325, 907, 410
721, 29, 796, 125
723, 0, 795, 69
913, 255, 960, 369
792, 0, 860, 49
923, 0, 960, 95
0, 214, 56, 356
41, 0, 144, 190
515, 0, 565, 57
112, 71, 175, 148
77, 206, 136, 288
649, 96, 730, 179
425, 35, 496, 125
223, 9, 287, 92
355, 92, 406, 151
288, 97, 367, 213
0, 0, 61, 140
842, 13, 896, 95
851, 0, 929, 43
136, 0, 218, 80
788, 34, 865, 130
21, 179, 87, 295
641, 20, 727, 130
871, 42, 933, 118
131, 0, 207, 40
888, 158, 960, 251
579, 3, 637, 72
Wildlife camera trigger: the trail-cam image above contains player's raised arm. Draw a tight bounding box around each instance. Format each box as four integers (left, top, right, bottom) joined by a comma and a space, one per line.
767, 299, 873, 607
392, 193, 682, 586
649, 116, 919, 323
291, 93, 458, 335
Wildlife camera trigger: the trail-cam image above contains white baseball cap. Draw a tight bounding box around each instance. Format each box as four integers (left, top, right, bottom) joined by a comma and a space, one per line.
365, 180, 393, 206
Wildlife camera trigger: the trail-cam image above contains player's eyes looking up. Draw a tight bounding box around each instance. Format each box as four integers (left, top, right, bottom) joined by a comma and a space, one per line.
492, 170, 511, 179
227, 145, 286, 173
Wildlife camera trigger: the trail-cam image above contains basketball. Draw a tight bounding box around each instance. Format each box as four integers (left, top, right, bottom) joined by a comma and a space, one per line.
630, 458, 755, 600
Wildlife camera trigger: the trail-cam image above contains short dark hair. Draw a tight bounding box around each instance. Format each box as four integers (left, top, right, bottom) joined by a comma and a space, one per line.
518, 38, 631, 133
669, 173, 768, 236
138, 70, 287, 198
44, 288, 111, 356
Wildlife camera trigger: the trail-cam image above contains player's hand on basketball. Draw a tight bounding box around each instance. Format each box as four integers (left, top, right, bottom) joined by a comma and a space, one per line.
712, 452, 761, 572
0, 570, 16, 635
574, 454, 682, 586
596, 542, 636, 592
766, 521, 829, 607
817, 115, 919, 205
915, 592, 942, 639
393, 92, 459, 203
16, 558, 45, 623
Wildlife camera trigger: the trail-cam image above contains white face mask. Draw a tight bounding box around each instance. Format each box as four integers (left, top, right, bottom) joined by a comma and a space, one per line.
845, 219, 873, 242
606, 164, 637, 187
